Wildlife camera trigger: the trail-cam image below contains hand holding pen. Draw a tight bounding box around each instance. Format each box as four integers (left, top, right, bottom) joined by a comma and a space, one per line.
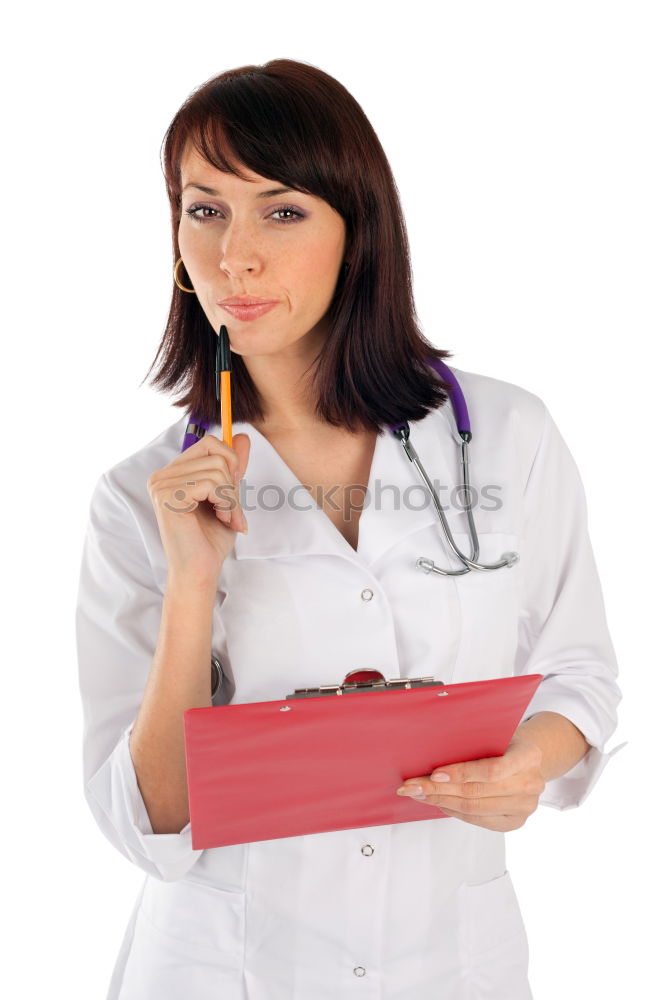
146, 325, 250, 585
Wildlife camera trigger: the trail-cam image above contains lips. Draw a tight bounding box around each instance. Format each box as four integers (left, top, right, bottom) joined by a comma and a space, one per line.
218, 301, 279, 322
217, 296, 279, 306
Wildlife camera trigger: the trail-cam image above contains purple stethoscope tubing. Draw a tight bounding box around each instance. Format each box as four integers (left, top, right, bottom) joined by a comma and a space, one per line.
181, 359, 519, 576
386, 357, 471, 440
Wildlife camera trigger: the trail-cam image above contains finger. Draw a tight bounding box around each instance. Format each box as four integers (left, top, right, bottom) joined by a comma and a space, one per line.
154, 468, 237, 510
407, 771, 544, 800
210, 479, 246, 532
149, 434, 250, 495
153, 453, 238, 491
420, 792, 535, 817
169, 432, 244, 479
434, 806, 524, 832
152, 469, 242, 523
426, 745, 533, 787
155, 454, 243, 505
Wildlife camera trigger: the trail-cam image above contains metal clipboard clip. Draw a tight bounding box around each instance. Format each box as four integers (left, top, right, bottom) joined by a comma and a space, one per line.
286, 669, 446, 700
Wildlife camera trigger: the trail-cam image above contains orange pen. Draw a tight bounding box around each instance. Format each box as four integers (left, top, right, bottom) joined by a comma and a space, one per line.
216, 325, 233, 446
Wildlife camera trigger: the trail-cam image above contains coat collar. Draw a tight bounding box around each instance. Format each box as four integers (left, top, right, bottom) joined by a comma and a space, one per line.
204, 401, 464, 567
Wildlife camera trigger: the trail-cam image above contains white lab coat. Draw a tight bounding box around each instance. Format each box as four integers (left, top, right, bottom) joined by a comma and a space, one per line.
76, 366, 625, 999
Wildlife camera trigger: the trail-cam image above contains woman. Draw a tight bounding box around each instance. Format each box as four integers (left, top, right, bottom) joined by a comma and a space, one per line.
76, 59, 624, 999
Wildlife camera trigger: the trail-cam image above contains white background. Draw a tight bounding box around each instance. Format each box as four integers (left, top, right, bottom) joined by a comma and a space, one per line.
2, 1, 662, 995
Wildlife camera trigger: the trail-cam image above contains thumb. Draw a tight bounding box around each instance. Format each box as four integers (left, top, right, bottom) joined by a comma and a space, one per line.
231, 433, 251, 480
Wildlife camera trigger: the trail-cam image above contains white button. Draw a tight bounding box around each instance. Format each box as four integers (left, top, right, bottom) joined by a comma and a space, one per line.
361, 844, 374, 856
353, 966, 367, 977
361, 589, 374, 601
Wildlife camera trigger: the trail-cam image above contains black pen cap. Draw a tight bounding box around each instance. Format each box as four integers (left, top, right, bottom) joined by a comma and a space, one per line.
216, 325, 231, 401
219, 325, 231, 370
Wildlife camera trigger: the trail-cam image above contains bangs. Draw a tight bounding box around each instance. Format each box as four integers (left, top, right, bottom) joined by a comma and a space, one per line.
163, 71, 343, 212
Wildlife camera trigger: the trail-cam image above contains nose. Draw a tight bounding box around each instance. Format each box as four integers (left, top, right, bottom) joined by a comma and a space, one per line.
218, 219, 263, 277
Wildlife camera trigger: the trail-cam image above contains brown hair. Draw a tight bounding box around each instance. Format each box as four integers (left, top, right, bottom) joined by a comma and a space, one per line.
142, 58, 454, 432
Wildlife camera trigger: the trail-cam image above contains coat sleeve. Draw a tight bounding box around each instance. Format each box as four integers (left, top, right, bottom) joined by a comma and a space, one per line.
75, 470, 205, 881
514, 402, 627, 810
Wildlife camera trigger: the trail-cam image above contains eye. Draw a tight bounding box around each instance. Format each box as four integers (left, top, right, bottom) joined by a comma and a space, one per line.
184, 204, 219, 223
270, 206, 305, 224
184, 204, 306, 225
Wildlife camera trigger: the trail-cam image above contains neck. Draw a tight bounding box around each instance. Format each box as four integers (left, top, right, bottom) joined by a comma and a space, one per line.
243, 330, 326, 434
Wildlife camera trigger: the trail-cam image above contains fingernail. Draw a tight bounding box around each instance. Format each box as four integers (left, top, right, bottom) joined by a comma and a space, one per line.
432, 773, 450, 783
397, 785, 423, 796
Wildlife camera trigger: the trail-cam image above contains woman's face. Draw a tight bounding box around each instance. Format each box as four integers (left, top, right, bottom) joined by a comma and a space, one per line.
177, 142, 347, 362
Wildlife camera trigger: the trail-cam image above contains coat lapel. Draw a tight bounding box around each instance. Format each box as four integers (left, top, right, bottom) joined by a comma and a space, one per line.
211, 403, 463, 567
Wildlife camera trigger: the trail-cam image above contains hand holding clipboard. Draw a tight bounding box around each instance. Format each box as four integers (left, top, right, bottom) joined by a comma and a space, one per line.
184, 670, 543, 849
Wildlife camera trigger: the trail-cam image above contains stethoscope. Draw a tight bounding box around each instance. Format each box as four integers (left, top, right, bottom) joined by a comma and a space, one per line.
181, 359, 519, 577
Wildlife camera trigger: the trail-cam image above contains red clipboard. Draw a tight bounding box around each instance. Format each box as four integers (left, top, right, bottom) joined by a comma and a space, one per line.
183, 671, 543, 850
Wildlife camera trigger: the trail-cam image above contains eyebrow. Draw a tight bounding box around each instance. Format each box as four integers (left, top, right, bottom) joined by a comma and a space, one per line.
182, 182, 298, 199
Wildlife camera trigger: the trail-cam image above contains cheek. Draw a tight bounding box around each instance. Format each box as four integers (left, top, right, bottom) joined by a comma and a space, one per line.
296, 235, 344, 287
176, 219, 195, 259
177, 219, 215, 261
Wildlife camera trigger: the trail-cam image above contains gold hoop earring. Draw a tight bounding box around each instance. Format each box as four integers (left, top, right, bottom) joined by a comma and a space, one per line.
174, 256, 196, 293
